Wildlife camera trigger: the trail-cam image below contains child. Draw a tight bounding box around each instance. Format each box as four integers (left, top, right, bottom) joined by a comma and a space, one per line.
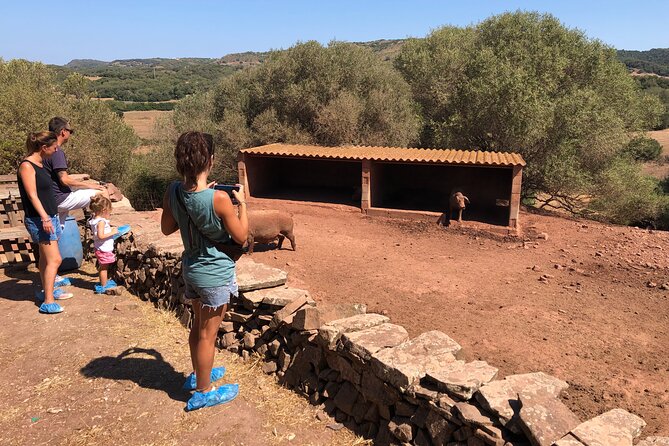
89, 195, 119, 294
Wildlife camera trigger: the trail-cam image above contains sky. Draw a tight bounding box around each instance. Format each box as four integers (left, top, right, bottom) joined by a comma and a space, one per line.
1, 0, 668, 65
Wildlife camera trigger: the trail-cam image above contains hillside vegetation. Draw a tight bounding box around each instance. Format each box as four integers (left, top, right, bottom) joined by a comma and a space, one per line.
4, 11, 669, 228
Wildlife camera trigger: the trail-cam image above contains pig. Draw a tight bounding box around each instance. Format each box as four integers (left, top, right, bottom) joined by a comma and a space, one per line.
246, 210, 296, 254
438, 190, 470, 225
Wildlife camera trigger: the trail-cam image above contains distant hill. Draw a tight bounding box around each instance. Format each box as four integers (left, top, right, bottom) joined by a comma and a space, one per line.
66, 59, 110, 69
617, 48, 669, 77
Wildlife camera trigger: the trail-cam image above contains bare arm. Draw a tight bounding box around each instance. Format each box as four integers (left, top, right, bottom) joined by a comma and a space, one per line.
160, 185, 179, 236
95, 220, 118, 240
18, 163, 55, 234
57, 171, 105, 191
214, 189, 248, 245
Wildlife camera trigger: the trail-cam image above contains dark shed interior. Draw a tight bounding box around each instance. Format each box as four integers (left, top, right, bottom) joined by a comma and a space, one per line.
246, 156, 362, 205
371, 162, 512, 226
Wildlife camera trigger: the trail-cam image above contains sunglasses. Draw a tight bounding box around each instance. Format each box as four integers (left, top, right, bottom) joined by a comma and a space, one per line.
64, 128, 75, 134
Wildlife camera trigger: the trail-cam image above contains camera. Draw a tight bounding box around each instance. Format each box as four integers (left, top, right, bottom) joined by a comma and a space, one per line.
213, 184, 241, 204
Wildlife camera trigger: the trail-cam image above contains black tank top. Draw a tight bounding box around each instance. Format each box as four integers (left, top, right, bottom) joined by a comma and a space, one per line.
17, 160, 58, 218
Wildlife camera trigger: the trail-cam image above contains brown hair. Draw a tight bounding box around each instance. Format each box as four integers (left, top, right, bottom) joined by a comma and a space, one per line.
174, 131, 214, 182
89, 194, 112, 216
25, 131, 58, 154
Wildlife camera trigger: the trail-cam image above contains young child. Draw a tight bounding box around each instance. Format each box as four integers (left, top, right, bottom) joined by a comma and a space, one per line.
89, 195, 119, 294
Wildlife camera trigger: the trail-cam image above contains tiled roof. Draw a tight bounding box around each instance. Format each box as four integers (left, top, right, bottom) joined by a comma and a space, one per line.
241, 143, 525, 167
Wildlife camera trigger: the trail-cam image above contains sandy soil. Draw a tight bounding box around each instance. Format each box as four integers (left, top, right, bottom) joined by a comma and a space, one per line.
122, 110, 172, 140
0, 264, 363, 446
245, 198, 669, 436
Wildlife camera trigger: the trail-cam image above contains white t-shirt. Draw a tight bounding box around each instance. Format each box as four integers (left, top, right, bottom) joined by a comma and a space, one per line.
89, 216, 114, 252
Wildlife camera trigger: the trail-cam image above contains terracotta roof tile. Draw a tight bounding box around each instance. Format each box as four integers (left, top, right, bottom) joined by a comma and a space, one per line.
241, 143, 525, 167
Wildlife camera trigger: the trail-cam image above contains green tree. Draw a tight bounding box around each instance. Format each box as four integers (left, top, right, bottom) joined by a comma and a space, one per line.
0, 59, 138, 184
395, 12, 664, 217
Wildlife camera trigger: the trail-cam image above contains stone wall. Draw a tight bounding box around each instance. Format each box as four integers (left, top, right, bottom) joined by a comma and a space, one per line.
90, 221, 664, 446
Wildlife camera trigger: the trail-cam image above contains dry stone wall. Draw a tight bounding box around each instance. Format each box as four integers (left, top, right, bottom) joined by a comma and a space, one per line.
89, 221, 665, 446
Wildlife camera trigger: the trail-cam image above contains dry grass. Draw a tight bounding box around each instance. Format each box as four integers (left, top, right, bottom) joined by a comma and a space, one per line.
643, 129, 669, 180
123, 110, 172, 140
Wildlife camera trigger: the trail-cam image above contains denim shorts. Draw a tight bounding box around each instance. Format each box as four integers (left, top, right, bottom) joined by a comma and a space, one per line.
184, 276, 238, 310
24, 215, 62, 243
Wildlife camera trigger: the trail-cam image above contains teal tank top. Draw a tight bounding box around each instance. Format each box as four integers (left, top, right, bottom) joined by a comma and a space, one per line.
169, 182, 235, 287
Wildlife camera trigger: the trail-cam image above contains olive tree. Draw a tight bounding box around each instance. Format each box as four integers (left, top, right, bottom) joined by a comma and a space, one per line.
395, 12, 663, 217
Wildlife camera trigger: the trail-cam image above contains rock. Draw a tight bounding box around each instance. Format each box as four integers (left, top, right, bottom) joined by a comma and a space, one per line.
326, 423, 344, 431
569, 408, 646, 446
219, 321, 235, 333
660, 283, 669, 291
270, 295, 311, 329
315, 410, 330, 422
242, 286, 314, 308
333, 382, 359, 415
647, 281, 657, 288
371, 330, 462, 391
292, 306, 322, 330
243, 332, 257, 349
112, 300, 139, 311
318, 313, 390, 349
553, 434, 586, 445
475, 372, 569, 428
537, 233, 549, 240
341, 323, 409, 360
236, 257, 288, 292
268, 339, 281, 356
226, 310, 254, 323
105, 285, 126, 296
454, 402, 496, 428
425, 409, 457, 444
518, 392, 580, 446
261, 361, 278, 374
389, 417, 414, 442
425, 360, 499, 400
637, 437, 669, 446
395, 400, 417, 418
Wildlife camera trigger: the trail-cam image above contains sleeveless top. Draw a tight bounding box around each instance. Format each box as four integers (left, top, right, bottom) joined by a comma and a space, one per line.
168, 182, 235, 287
17, 160, 58, 218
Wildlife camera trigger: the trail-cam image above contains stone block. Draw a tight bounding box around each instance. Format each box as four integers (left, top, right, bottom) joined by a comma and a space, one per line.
261, 361, 278, 374
219, 321, 235, 333
326, 353, 361, 386
518, 393, 581, 446
395, 400, 417, 418
236, 257, 287, 292
292, 306, 322, 330
372, 330, 461, 391
476, 372, 567, 429
270, 295, 310, 329
243, 332, 257, 349
318, 313, 390, 349
425, 360, 499, 400
341, 323, 409, 361
242, 286, 314, 308
317, 302, 367, 322
361, 369, 400, 407
389, 416, 415, 443
454, 402, 496, 428
334, 382, 359, 415
570, 408, 646, 446
553, 434, 586, 445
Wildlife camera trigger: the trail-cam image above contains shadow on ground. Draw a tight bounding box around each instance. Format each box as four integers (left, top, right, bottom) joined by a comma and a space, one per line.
81, 347, 189, 403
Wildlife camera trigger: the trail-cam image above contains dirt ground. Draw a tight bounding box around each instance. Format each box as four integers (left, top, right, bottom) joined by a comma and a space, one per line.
0, 264, 364, 446
245, 198, 669, 436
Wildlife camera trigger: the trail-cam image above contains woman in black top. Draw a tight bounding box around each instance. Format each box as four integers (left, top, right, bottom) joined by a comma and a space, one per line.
17, 132, 65, 314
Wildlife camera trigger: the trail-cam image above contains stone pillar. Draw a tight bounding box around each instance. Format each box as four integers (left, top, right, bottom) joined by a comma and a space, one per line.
361, 160, 371, 212
237, 153, 250, 200
509, 165, 523, 228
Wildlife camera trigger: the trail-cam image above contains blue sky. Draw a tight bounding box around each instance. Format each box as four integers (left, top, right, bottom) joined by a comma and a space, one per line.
1, 0, 667, 65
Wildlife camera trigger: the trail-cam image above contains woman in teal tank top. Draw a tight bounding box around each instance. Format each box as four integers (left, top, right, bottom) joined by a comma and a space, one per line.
160, 131, 248, 411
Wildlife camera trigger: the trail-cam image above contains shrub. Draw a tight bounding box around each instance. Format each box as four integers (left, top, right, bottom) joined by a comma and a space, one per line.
623, 136, 663, 161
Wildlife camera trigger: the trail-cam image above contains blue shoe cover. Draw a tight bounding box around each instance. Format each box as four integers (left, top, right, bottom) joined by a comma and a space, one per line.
39, 302, 63, 314
95, 280, 118, 294
113, 225, 131, 240
183, 366, 227, 391
54, 276, 72, 288
186, 384, 238, 411
36, 288, 72, 302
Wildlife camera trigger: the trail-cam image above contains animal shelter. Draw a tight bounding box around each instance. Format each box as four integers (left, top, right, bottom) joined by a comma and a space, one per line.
238, 144, 525, 228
